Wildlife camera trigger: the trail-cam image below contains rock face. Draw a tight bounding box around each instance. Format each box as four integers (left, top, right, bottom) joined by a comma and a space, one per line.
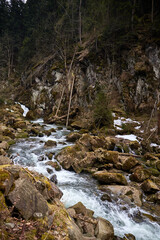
93, 171, 127, 185
8, 178, 49, 219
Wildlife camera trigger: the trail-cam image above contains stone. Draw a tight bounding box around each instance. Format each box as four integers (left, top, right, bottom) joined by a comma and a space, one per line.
70, 202, 94, 217
0, 141, 9, 150
47, 168, 53, 174
14, 121, 26, 129
99, 185, 142, 207
141, 179, 159, 193
45, 161, 61, 171
8, 178, 48, 219
0, 156, 12, 165
94, 149, 119, 165
26, 110, 37, 120
130, 167, 150, 182
123, 233, 136, 240
66, 132, 81, 142
95, 217, 114, 240
50, 174, 58, 184
0, 169, 13, 195
122, 157, 138, 171
93, 171, 127, 185
44, 140, 57, 148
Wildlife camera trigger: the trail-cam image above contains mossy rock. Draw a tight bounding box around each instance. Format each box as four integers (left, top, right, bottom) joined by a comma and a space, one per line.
14, 121, 27, 129
26, 110, 37, 120
0, 169, 11, 192
16, 132, 29, 138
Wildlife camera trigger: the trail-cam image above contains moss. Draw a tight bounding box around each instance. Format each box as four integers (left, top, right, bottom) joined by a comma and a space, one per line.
25, 229, 37, 240
8, 140, 16, 146
41, 232, 55, 240
0, 191, 7, 211
16, 132, 29, 138
0, 230, 8, 240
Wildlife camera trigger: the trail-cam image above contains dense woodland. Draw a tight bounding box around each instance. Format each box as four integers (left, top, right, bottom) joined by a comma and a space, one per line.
0, 0, 160, 79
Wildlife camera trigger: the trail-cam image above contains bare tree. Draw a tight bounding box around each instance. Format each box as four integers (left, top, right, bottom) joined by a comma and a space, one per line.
79, 0, 82, 43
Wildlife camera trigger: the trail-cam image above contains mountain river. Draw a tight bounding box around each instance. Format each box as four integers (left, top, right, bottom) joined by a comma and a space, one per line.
9, 105, 160, 240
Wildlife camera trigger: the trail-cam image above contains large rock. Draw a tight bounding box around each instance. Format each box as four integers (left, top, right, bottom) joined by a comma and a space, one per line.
121, 156, 139, 171
95, 217, 114, 240
44, 140, 57, 148
141, 179, 159, 193
94, 149, 119, 165
0, 156, 12, 165
93, 171, 127, 185
130, 167, 150, 182
66, 132, 81, 142
99, 185, 142, 207
8, 178, 48, 219
0, 141, 9, 150
78, 134, 107, 151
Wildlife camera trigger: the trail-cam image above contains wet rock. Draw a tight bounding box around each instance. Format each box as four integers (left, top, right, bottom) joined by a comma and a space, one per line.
38, 155, 47, 161
122, 156, 139, 171
99, 185, 142, 207
0, 156, 12, 165
44, 140, 57, 148
45, 161, 61, 171
43, 129, 52, 136
66, 132, 81, 142
101, 193, 112, 202
30, 127, 40, 135
3, 128, 15, 139
95, 217, 114, 240
123, 233, 136, 240
130, 167, 150, 182
46, 152, 54, 160
141, 179, 159, 193
93, 171, 127, 185
50, 174, 58, 184
79, 134, 107, 151
8, 178, 49, 219
47, 168, 53, 174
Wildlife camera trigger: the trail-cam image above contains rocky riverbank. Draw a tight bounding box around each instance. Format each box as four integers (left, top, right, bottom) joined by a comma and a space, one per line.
0, 102, 160, 239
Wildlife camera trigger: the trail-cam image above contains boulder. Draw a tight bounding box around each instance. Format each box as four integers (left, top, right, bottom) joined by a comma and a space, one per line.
141, 179, 159, 193
0, 169, 13, 195
0, 141, 9, 150
69, 202, 94, 217
122, 157, 139, 171
130, 167, 150, 182
50, 174, 58, 184
0, 156, 12, 165
45, 161, 61, 171
8, 178, 49, 219
99, 185, 142, 207
26, 110, 37, 120
14, 121, 26, 129
93, 171, 127, 185
94, 149, 119, 165
95, 217, 114, 240
44, 140, 57, 148
66, 132, 81, 142
78, 134, 107, 151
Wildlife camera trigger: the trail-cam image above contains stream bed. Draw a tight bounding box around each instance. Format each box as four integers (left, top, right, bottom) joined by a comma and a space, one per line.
9, 117, 160, 240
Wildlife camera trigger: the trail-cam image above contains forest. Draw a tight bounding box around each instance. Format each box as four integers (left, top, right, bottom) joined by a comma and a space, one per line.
0, 0, 160, 79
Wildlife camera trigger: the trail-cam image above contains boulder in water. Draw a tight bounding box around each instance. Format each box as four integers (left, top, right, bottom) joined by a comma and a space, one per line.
93, 171, 127, 185
44, 140, 57, 148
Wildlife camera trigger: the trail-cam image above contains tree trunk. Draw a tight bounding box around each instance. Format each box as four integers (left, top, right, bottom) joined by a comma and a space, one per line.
151, 0, 154, 23
79, 0, 82, 43
131, 0, 136, 31
66, 72, 75, 127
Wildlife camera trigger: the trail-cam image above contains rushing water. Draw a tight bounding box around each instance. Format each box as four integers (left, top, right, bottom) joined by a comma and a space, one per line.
9, 116, 160, 240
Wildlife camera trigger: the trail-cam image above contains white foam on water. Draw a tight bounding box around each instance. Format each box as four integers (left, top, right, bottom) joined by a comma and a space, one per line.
15, 102, 29, 117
